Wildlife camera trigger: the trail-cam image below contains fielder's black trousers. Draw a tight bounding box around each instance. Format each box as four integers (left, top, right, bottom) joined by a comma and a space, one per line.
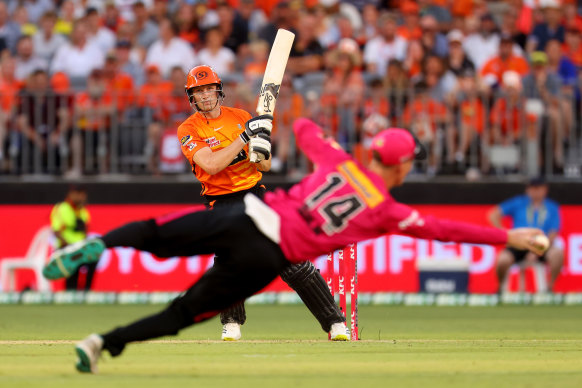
100, 204, 290, 356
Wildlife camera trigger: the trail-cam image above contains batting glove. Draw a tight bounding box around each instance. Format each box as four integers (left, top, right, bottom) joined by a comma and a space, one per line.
240, 114, 273, 144
249, 133, 271, 162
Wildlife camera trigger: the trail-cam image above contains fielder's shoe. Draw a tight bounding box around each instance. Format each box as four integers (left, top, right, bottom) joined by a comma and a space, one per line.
329, 322, 350, 341
75, 334, 104, 373
43, 238, 105, 280
221, 322, 242, 341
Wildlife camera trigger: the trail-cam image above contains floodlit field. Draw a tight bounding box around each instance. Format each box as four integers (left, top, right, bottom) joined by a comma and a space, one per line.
1, 305, 581, 387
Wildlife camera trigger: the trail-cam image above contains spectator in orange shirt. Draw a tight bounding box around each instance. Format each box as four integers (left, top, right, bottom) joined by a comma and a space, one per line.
403, 39, 424, 78
145, 66, 191, 173
489, 70, 526, 147
0, 55, 21, 169
72, 69, 115, 174
137, 65, 173, 120
562, 26, 582, 68
243, 39, 268, 84
403, 81, 449, 174
175, 3, 199, 48
481, 33, 529, 90
102, 52, 135, 116
448, 68, 486, 172
398, 1, 422, 41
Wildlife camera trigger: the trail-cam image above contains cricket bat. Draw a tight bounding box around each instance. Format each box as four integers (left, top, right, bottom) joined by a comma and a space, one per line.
250, 28, 295, 163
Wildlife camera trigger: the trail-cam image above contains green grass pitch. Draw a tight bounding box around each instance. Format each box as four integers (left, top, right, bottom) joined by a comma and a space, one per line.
1, 304, 582, 387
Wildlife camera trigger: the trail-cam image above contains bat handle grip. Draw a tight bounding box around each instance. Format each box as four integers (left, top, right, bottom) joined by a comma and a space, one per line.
250, 152, 259, 163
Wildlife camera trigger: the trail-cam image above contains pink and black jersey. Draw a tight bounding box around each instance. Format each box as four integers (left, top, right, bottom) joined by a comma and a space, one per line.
264, 119, 507, 263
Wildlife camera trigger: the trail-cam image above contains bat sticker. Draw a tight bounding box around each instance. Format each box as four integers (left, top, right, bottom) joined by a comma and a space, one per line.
260, 83, 280, 113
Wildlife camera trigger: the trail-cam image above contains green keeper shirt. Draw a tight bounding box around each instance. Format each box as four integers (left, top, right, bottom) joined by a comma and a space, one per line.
50, 201, 90, 248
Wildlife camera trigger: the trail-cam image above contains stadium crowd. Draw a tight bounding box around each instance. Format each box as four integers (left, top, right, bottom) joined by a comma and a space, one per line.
0, 0, 581, 179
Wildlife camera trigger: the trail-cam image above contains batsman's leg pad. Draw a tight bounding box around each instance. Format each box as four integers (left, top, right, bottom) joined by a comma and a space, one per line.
220, 301, 247, 325
280, 261, 345, 332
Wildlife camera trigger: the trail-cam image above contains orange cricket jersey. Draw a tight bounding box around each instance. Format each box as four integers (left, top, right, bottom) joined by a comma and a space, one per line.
177, 106, 262, 196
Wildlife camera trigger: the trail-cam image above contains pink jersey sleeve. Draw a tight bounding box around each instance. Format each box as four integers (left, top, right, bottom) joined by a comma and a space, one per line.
293, 118, 348, 165
384, 201, 508, 245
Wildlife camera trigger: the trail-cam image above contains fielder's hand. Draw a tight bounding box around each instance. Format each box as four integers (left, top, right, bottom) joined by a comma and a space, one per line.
240, 114, 273, 144
249, 133, 271, 162
507, 227, 547, 256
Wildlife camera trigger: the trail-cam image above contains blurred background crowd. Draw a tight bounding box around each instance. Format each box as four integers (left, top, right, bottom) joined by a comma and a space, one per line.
0, 0, 581, 180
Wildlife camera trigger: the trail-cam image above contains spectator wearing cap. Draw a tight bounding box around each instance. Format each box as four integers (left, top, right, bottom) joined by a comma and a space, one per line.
50, 184, 95, 290
527, 1, 565, 52
419, 15, 448, 58
562, 25, 582, 68
463, 13, 501, 71
522, 51, 564, 170
321, 38, 365, 116
32, 11, 66, 62
50, 19, 105, 80
197, 26, 236, 75
447, 29, 475, 77
145, 17, 197, 78
14, 35, 48, 82
480, 33, 529, 89
115, 40, 145, 88
489, 70, 527, 150
132, 1, 159, 49
0, 2, 22, 53
85, 7, 116, 55
363, 13, 407, 77
397, 1, 422, 41
489, 177, 564, 292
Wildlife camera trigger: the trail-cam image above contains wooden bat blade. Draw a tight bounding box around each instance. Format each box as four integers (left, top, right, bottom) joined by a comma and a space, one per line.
256, 29, 295, 116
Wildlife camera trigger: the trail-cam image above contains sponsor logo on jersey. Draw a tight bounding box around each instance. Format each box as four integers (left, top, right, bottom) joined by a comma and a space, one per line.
180, 135, 192, 146
205, 136, 221, 147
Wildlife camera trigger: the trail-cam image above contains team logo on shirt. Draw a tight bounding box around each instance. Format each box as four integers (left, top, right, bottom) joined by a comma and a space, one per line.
205, 136, 220, 147
180, 135, 192, 146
